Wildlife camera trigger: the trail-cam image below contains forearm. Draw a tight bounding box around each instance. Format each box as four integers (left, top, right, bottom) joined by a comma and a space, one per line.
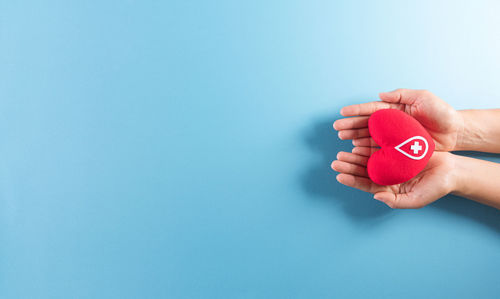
456, 109, 500, 153
452, 154, 500, 209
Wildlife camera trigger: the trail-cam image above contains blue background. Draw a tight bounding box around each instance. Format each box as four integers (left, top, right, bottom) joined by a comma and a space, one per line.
1, 1, 500, 298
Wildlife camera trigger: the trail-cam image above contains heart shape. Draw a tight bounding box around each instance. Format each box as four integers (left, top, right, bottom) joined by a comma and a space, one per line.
367, 109, 435, 186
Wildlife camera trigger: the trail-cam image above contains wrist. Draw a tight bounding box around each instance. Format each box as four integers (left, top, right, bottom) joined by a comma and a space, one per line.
431, 152, 463, 196
448, 154, 477, 198
453, 111, 466, 151
448, 154, 465, 195
454, 110, 482, 151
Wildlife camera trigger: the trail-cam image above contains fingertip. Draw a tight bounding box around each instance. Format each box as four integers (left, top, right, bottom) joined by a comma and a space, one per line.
336, 151, 345, 160
378, 92, 391, 101
373, 192, 395, 207
337, 131, 344, 140
331, 160, 340, 171
340, 106, 354, 117
379, 89, 402, 103
332, 121, 338, 131
352, 146, 368, 156
351, 146, 361, 155
374, 191, 390, 199
336, 173, 346, 184
337, 173, 355, 186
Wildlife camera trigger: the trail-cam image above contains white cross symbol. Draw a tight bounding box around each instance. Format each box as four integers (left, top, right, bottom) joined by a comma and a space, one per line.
410, 141, 422, 154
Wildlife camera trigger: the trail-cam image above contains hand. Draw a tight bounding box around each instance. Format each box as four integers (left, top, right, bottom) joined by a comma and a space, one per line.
331, 150, 457, 208
334, 89, 463, 151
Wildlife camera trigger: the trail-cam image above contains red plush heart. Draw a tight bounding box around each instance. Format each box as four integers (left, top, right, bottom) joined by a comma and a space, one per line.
367, 109, 435, 186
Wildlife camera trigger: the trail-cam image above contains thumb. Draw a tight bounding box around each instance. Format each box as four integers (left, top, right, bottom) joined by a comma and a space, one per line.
374, 192, 397, 208
379, 88, 421, 105
374, 191, 422, 209
378, 90, 401, 103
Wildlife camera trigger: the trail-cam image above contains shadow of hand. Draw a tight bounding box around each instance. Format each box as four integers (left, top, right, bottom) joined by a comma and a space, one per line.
301, 111, 500, 234
301, 113, 392, 220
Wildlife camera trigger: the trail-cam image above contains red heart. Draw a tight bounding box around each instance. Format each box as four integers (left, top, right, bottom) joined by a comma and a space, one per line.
367, 109, 435, 186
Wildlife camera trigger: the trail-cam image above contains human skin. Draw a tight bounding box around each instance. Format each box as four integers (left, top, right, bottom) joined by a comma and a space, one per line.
332, 89, 500, 209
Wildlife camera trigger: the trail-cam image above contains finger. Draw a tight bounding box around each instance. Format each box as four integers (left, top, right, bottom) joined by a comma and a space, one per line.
333, 116, 369, 130
374, 192, 420, 209
379, 88, 428, 105
340, 101, 403, 116
338, 128, 370, 140
336, 151, 369, 166
373, 192, 396, 207
336, 174, 385, 194
331, 160, 368, 177
352, 137, 378, 147
352, 146, 379, 157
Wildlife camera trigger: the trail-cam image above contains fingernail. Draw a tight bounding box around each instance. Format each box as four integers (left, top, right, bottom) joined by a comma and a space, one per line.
338, 132, 343, 140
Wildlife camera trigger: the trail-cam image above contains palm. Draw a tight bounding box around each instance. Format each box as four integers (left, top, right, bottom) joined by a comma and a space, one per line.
399, 93, 461, 151
374, 152, 455, 208
332, 89, 461, 208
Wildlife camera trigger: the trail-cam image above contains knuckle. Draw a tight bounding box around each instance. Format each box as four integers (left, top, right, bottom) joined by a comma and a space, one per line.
419, 89, 432, 97
354, 104, 362, 114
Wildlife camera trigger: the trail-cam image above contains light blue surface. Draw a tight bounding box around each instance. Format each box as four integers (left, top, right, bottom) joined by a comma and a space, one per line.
1, 1, 500, 298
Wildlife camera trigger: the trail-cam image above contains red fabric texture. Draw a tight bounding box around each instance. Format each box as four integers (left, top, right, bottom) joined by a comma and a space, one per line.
367, 109, 435, 186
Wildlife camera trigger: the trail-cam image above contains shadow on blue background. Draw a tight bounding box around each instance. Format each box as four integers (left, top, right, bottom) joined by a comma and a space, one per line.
434, 151, 500, 234
301, 112, 393, 220
302, 111, 500, 233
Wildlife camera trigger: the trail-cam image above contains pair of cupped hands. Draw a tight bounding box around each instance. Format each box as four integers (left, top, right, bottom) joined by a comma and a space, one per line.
332, 89, 463, 209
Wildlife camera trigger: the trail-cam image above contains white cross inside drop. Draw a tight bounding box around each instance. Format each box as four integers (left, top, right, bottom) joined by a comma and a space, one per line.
410, 141, 422, 154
